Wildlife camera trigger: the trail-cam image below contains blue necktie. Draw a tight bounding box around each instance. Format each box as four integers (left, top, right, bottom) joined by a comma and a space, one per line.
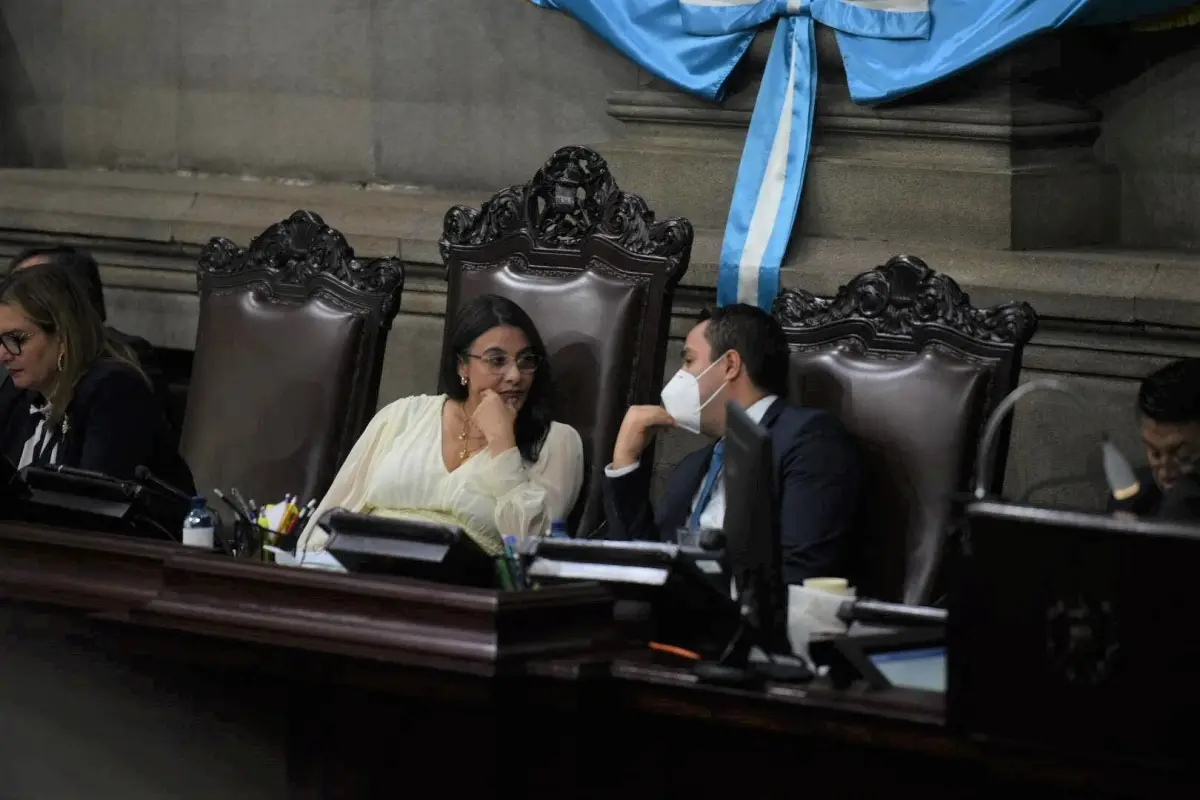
688, 440, 724, 531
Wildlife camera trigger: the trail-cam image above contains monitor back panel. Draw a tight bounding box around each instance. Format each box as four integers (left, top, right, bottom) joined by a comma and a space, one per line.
949, 502, 1200, 763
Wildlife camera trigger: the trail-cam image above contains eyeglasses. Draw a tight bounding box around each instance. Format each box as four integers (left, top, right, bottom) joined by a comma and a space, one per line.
1150, 449, 1200, 472
0, 331, 33, 357
466, 352, 542, 375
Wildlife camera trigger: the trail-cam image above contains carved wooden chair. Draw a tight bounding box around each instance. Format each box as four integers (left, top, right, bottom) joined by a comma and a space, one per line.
774, 255, 1038, 604
439, 145, 693, 537
181, 211, 405, 507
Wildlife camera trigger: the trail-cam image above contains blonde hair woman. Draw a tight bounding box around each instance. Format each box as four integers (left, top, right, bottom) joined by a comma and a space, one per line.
0, 262, 193, 492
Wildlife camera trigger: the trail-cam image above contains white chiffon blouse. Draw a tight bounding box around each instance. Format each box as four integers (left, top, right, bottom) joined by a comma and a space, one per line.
296, 394, 584, 556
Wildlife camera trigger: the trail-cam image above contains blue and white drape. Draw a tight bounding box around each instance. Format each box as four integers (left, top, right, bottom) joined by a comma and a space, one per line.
529, 0, 1197, 309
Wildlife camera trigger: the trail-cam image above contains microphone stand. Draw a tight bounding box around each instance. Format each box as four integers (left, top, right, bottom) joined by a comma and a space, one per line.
972, 378, 1140, 503
132, 466, 193, 542
133, 466, 192, 502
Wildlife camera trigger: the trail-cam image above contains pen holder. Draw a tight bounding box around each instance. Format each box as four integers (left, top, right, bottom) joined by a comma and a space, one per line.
230, 519, 286, 562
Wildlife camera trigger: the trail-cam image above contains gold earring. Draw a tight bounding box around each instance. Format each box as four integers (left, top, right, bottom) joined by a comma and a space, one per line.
56, 349, 65, 371
460, 376, 467, 386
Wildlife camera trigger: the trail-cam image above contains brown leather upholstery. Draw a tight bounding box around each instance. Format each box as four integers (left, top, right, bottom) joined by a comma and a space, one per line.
774, 255, 1037, 604
181, 211, 404, 507
439, 146, 692, 537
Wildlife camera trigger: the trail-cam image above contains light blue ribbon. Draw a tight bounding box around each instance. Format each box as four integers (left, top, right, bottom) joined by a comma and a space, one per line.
530, 0, 929, 309
529, 0, 1194, 309
692, 1, 929, 309
839, 0, 1199, 103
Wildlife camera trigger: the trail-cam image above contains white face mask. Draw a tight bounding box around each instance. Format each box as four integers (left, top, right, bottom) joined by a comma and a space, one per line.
660, 356, 728, 434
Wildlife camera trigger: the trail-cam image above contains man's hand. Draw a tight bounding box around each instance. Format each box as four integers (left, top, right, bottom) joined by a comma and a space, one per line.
612, 405, 676, 469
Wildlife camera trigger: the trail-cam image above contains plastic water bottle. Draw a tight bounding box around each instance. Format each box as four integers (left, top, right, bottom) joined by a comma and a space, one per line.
182, 496, 216, 549
549, 519, 570, 539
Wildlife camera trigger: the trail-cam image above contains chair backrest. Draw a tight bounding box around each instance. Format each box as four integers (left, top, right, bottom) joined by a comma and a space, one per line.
181, 210, 405, 507
774, 255, 1037, 604
439, 145, 692, 537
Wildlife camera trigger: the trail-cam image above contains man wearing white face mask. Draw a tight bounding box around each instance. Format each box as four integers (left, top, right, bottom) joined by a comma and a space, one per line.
603, 304, 861, 585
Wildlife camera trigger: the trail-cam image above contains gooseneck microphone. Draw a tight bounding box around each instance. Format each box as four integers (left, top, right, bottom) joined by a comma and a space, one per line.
134, 465, 192, 501
52, 464, 115, 481
836, 598, 947, 627
973, 378, 1140, 503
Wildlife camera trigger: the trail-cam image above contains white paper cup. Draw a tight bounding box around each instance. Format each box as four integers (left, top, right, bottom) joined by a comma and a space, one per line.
803, 577, 852, 596
787, 582, 854, 657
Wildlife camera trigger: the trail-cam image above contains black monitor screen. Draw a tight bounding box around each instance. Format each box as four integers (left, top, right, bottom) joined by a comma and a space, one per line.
1, 465, 181, 540
319, 509, 496, 588
723, 400, 788, 654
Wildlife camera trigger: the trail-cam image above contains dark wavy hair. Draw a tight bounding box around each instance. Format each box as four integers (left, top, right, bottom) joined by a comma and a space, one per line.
441, 294, 554, 463
1138, 358, 1200, 424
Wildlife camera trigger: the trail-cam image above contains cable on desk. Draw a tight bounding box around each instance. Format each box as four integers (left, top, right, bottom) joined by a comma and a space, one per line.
649, 641, 701, 661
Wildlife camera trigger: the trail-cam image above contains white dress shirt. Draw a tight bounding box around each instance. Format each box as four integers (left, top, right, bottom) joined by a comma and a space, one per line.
605, 394, 778, 532
18, 403, 59, 469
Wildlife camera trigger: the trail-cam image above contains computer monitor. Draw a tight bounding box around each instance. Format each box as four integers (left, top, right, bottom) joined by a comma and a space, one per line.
723, 399, 789, 655
0, 464, 185, 540
0, 456, 22, 499
951, 500, 1200, 763
524, 537, 739, 654
318, 509, 497, 588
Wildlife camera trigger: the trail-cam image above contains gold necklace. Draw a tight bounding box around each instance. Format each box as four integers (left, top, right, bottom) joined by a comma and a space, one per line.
456, 412, 484, 463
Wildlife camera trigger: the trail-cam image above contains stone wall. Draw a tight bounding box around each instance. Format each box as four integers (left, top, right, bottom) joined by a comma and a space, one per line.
4, 3, 1200, 509
0, 0, 637, 188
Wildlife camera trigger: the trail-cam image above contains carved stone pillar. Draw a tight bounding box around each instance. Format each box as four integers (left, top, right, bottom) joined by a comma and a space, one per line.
599, 26, 1116, 254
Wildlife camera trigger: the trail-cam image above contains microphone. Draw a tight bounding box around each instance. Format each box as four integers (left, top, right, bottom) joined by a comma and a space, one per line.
836, 598, 947, 627
52, 464, 116, 481
973, 378, 1140, 502
134, 465, 192, 501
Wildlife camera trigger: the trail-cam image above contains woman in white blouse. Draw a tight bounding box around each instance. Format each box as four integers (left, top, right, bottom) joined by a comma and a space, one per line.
297, 294, 584, 557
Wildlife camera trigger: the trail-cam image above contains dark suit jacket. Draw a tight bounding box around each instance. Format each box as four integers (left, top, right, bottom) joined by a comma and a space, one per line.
604, 398, 861, 585
0, 357, 194, 494
1, 326, 176, 440
1110, 465, 1200, 522
108, 327, 177, 437
1160, 472, 1200, 522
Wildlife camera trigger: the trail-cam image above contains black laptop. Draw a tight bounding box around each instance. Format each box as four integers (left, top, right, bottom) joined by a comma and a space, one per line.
949, 501, 1200, 764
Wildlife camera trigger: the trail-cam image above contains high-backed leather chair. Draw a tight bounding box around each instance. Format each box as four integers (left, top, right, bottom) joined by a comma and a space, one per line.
439, 145, 693, 536
774, 255, 1037, 604
181, 210, 405, 507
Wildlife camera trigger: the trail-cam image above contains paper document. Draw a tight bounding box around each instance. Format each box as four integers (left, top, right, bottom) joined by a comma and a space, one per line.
264, 546, 347, 572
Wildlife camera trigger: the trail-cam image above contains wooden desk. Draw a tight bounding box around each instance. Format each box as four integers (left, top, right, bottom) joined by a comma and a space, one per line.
0, 521, 1191, 799
596, 659, 1193, 798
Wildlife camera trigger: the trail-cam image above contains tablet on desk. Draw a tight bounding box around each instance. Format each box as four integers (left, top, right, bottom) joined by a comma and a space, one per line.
868, 645, 946, 693
811, 625, 946, 692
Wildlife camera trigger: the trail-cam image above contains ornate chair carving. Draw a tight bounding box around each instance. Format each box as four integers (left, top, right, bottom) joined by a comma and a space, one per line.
181, 211, 405, 507
774, 255, 1037, 604
439, 145, 692, 536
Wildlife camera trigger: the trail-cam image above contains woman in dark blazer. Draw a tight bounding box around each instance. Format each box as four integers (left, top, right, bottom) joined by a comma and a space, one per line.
0, 262, 194, 493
